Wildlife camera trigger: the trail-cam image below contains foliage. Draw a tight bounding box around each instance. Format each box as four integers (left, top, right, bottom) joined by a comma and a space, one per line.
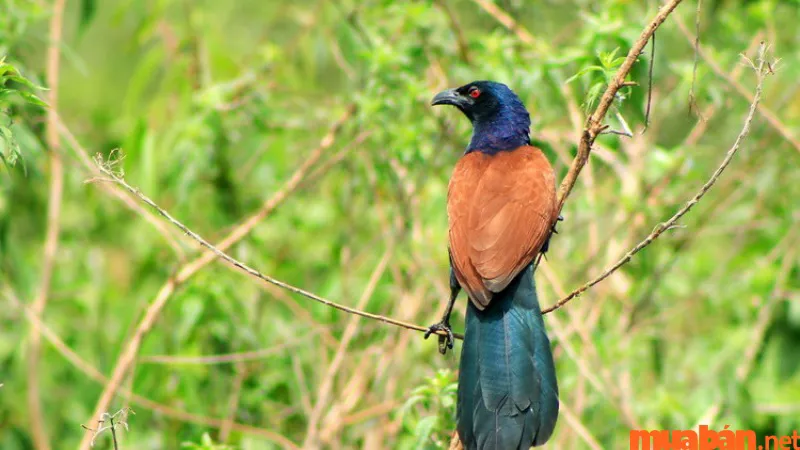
397, 370, 457, 450
0, 57, 45, 169
2, 0, 800, 449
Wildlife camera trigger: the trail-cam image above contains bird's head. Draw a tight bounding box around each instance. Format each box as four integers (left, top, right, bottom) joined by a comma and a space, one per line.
431, 80, 531, 154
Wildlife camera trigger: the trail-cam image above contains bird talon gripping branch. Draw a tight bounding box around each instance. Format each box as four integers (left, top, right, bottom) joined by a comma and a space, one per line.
424, 321, 455, 354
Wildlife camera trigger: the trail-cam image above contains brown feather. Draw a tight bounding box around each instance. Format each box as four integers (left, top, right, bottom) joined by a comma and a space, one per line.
447, 146, 556, 309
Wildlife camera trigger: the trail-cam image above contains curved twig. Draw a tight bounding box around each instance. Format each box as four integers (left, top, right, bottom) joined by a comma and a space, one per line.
90, 162, 464, 341
543, 42, 770, 315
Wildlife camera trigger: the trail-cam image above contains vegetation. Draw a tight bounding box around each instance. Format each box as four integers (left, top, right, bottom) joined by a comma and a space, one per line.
2, 0, 799, 449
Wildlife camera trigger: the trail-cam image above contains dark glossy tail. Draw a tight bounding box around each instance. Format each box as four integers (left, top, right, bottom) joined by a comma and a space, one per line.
456, 264, 559, 450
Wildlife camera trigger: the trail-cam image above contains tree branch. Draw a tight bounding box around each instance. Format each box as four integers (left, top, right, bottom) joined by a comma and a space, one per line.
89, 158, 462, 341
28, 1, 67, 448
543, 42, 772, 315
556, 0, 684, 213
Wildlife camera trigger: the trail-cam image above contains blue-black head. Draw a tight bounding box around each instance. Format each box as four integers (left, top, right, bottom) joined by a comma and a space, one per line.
431, 80, 531, 154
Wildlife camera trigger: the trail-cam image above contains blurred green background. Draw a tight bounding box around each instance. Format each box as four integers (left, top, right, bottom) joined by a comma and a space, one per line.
2, 0, 799, 448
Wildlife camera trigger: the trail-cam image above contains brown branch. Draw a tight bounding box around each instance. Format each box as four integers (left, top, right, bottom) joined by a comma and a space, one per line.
77, 104, 356, 450
543, 42, 771, 315
556, 0, 685, 213
92, 162, 463, 342
27, 1, 67, 448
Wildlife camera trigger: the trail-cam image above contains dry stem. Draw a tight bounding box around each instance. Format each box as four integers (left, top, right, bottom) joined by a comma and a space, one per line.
28, 1, 66, 448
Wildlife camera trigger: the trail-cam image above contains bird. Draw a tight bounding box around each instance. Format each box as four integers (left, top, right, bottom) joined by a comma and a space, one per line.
426, 81, 560, 449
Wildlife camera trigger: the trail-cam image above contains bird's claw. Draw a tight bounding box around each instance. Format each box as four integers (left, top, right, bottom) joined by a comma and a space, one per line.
551, 214, 564, 234
425, 321, 454, 355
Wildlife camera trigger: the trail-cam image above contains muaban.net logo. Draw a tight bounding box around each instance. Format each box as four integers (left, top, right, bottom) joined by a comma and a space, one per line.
630, 426, 800, 450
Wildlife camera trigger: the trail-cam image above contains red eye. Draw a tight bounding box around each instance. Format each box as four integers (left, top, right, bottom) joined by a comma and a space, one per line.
469, 87, 481, 98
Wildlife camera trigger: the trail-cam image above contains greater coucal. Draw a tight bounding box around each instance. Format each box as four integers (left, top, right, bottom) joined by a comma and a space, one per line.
427, 81, 560, 449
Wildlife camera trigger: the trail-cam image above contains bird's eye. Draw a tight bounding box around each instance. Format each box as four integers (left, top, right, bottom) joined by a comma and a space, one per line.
469, 87, 481, 98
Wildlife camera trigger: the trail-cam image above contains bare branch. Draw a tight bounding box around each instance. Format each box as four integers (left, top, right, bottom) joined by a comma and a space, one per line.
642, 30, 656, 132
55, 117, 187, 258
28, 1, 67, 448
92, 156, 462, 341
543, 42, 772, 315
688, 0, 703, 117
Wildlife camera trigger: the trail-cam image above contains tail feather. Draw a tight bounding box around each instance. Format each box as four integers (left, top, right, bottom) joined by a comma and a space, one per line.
456, 264, 558, 450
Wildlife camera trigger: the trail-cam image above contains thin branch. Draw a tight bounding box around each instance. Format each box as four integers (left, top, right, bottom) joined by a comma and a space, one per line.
89, 153, 462, 338
556, 0, 684, 213
674, 16, 800, 153
81, 408, 134, 449
78, 104, 357, 450
28, 1, 67, 448
543, 42, 771, 315
642, 30, 656, 132
688, 0, 703, 118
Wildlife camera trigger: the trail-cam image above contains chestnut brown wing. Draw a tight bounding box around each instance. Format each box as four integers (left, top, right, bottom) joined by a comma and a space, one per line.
447, 146, 556, 309
447, 151, 493, 307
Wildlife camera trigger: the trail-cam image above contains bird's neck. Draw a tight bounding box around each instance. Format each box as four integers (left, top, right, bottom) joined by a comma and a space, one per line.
467, 109, 531, 155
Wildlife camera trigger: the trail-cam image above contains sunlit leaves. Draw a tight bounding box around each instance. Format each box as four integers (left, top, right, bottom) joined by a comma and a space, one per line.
566, 47, 629, 111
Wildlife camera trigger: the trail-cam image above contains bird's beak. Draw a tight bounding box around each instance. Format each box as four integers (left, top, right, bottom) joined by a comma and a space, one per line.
431, 88, 468, 107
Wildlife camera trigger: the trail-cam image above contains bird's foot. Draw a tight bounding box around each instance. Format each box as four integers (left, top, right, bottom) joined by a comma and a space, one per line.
424, 320, 454, 355
551, 214, 564, 234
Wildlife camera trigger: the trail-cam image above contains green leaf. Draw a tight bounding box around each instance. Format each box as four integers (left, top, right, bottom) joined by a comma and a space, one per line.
17, 91, 48, 108
565, 65, 605, 85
